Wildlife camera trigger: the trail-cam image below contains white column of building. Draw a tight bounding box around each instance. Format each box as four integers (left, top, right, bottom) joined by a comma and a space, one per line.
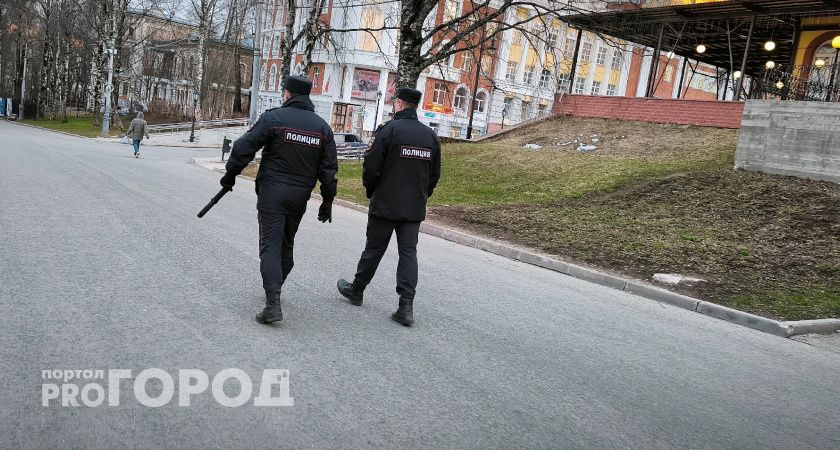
617, 44, 631, 96
636, 47, 652, 97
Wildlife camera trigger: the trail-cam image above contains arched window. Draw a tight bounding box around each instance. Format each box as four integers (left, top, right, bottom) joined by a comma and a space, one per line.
475, 90, 487, 113
268, 65, 277, 91
453, 86, 468, 111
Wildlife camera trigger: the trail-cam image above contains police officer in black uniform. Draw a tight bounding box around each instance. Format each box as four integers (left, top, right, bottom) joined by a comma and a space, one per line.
336, 87, 441, 326
222, 75, 338, 324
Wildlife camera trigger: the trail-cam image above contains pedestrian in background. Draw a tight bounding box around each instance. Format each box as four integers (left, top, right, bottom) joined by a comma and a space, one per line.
125, 111, 150, 158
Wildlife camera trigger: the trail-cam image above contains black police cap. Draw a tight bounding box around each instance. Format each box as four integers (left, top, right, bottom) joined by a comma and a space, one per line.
285, 75, 313, 95
392, 87, 422, 105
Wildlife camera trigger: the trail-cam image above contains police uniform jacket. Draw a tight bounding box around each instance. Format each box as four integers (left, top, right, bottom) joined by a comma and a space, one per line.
363, 108, 441, 222
226, 96, 338, 215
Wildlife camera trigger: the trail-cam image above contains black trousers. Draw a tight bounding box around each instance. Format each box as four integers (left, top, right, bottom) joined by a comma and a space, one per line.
353, 215, 421, 300
258, 211, 304, 291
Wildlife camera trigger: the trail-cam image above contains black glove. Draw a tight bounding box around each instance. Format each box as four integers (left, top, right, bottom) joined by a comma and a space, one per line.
318, 200, 333, 223
220, 171, 237, 189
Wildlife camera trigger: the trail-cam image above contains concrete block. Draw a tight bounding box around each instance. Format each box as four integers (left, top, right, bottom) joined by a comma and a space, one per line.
696, 301, 789, 336
566, 264, 627, 290
784, 319, 840, 336
624, 281, 700, 311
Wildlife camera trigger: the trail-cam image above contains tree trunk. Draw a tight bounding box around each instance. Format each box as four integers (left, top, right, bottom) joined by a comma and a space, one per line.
280, 0, 297, 88
395, 0, 435, 88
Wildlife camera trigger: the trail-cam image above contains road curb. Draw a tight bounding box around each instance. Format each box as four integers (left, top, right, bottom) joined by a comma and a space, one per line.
195, 161, 840, 338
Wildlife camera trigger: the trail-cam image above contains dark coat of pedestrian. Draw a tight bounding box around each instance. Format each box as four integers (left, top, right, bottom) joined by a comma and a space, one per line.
222, 75, 338, 325
337, 86, 441, 326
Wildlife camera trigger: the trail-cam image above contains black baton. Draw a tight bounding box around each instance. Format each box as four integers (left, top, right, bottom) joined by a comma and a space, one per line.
197, 187, 232, 218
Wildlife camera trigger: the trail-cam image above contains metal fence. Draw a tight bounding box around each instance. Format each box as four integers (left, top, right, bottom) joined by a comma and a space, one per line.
754, 63, 840, 102
146, 118, 249, 134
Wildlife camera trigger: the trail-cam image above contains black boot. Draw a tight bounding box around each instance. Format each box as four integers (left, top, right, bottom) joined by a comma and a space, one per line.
256, 289, 283, 324
391, 297, 414, 326
337, 279, 364, 306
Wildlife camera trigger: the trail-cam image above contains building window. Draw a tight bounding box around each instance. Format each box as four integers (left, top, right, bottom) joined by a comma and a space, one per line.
611, 51, 622, 69
453, 86, 468, 111
538, 69, 551, 88
573, 77, 586, 94
524, 65, 535, 84
590, 80, 601, 95
558, 73, 570, 92
505, 61, 518, 81
433, 81, 448, 105
546, 28, 559, 49
461, 53, 472, 72
521, 101, 531, 120
272, 34, 280, 58
475, 90, 487, 113
268, 65, 277, 91
312, 66, 320, 87
664, 65, 675, 82
358, 6, 383, 51
449, 126, 462, 138
538, 103, 547, 115
563, 37, 575, 55
580, 42, 592, 61
606, 84, 617, 96
502, 97, 513, 115
443, 0, 459, 22
481, 55, 493, 75
596, 48, 607, 65
511, 30, 523, 46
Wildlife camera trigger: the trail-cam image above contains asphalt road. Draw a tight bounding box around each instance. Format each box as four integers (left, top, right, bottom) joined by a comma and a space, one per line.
1, 121, 839, 449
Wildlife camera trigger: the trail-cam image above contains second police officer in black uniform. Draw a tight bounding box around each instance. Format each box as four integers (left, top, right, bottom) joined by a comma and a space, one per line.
336, 87, 441, 326
222, 75, 338, 324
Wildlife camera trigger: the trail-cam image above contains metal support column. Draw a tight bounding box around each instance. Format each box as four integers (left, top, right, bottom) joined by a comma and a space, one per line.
645, 24, 665, 98
735, 16, 756, 101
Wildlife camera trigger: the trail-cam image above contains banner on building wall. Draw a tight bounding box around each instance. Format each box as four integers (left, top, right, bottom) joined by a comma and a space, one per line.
384, 73, 397, 105
344, 105, 356, 132
351, 69, 380, 100
6, 98, 12, 117
0, 98, 5, 117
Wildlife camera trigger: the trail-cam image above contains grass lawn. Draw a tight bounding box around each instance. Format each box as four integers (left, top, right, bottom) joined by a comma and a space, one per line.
20, 116, 117, 138
245, 116, 840, 320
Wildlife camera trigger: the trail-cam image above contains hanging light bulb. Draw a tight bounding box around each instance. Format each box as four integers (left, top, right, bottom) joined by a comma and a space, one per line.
765, 60, 775, 69
815, 59, 826, 68
764, 40, 776, 51
733, 70, 742, 79
696, 44, 706, 54
775, 81, 785, 89
666, 51, 675, 59
833, 36, 840, 49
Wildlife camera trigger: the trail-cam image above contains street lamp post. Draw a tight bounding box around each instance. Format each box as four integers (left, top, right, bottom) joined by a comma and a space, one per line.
826, 36, 840, 102
100, 40, 116, 137
189, 92, 199, 142
373, 90, 382, 130
466, 37, 495, 140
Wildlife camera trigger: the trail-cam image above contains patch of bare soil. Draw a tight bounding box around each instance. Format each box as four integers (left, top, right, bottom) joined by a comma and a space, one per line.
430, 169, 840, 321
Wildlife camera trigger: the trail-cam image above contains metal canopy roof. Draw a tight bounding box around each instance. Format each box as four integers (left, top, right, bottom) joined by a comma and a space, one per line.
565, 0, 840, 77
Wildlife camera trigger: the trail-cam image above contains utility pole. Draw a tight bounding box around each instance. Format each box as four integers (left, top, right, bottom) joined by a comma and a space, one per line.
19, 42, 28, 119
249, 0, 264, 123
100, 39, 116, 137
